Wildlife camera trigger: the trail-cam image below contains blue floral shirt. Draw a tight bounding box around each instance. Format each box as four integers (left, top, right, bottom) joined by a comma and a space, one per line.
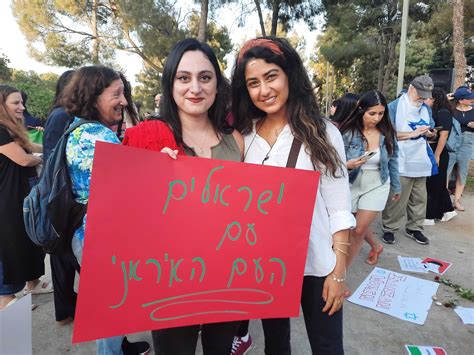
66, 118, 120, 241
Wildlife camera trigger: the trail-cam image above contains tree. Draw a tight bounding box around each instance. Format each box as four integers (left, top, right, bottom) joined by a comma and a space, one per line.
12, 0, 187, 70
254, 0, 323, 36
197, 0, 209, 41
0, 53, 11, 82
133, 13, 233, 113
7, 70, 58, 119
453, 0, 467, 88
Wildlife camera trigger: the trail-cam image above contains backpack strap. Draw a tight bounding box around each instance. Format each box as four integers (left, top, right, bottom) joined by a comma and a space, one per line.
286, 138, 302, 168
64, 118, 91, 136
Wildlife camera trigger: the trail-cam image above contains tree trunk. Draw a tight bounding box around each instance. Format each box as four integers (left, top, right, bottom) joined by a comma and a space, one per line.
270, 0, 280, 36
377, 36, 385, 91
382, 34, 397, 93
91, 0, 99, 64
254, 0, 266, 36
197, 0, 209, 42
453, 0, 466, 89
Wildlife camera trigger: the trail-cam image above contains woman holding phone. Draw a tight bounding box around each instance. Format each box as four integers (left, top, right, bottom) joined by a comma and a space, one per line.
339, 90, 400, 266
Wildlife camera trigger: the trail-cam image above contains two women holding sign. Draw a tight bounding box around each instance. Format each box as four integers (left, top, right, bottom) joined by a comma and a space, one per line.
146, 37, 354, 354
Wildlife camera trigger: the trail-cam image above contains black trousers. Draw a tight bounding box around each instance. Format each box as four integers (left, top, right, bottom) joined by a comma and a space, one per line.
235, 276, 343, 355
50, 250, 80, 321
152, 321, 240, 355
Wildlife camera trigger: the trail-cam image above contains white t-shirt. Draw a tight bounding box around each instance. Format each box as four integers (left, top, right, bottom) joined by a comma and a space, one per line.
244, 121, 356, 276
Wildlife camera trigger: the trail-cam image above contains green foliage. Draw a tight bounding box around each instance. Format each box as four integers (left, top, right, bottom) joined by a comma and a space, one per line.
133, 12, 233, 114
6, 70, 58, 120
12, 0, 116, 66
0, 53, 12, 82
313, 0, 471, 100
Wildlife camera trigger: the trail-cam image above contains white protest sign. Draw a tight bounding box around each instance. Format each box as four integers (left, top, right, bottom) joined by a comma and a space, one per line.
454, 307, 474, 325
398, 256, 428, 273
348, 267, 439, 325
0, 294, 32, 354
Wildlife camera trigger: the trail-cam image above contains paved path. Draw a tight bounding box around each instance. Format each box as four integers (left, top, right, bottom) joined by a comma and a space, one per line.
26, 192, 473, 354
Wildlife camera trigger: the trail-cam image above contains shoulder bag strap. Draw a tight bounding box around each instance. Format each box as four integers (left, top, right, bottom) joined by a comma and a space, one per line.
286, 138, 302, 168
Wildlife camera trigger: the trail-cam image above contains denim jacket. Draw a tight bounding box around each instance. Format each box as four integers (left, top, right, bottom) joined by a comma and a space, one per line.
342, 130, 401, 193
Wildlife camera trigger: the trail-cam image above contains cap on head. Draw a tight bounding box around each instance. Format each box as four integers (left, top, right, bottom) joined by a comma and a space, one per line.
411, 75, 434, 99
453, 87, 474, 100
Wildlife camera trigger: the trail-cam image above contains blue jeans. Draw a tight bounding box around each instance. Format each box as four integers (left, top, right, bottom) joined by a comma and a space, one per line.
0, 259, 25, 296
72, 236, 124, 354
96, 336, 124, 355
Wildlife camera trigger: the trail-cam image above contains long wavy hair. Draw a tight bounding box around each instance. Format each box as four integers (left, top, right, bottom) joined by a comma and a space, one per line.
49, 70, 75, 114
330, 93, 359, 124
231, 36, 344, 176
339, 90, 396, 156
160, 38, 232, 149
431, 87, 453, 118
59, 65, 121, 122
0, 84, 32, 152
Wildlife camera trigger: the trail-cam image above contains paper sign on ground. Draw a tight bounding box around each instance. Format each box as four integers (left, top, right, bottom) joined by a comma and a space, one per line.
73, 142, 319, 343
454, 306, 474, 324
405, 345, 447, 355
398, 256, 428, 273
421, 258, 452, 275
0, 294, 32, 354
348, 267, 439, 325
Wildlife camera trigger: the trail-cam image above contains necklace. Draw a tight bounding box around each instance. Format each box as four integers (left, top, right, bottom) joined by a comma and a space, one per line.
184, 125, 211, 155
244, 118, 287, 164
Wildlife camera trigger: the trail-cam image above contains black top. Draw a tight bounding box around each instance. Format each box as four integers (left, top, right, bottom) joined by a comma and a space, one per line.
0, 126, 44, 283
43, 107, 73, 161
434, 108, 452, 138
453, 108, 474, 133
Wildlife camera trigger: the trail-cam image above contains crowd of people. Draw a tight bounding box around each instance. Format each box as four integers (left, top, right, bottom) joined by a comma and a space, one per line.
1, 36, 473, 355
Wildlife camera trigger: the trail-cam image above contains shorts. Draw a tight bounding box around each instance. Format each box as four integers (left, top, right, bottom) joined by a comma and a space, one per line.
447, 131, 473, 185
350, 169, 390, 213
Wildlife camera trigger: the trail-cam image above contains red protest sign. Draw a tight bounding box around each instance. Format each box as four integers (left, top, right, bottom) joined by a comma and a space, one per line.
73, 141, 319, 343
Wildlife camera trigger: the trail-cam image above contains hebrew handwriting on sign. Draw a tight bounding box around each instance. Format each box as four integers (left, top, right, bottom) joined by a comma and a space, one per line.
73, 142, 319, 343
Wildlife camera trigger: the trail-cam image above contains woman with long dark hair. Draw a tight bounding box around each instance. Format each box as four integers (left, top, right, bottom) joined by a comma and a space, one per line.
124, 38, 244, 354
338, 90, 400, 266
446, 87, 474, 211
330, 93, 359, 125
425, 88, 457, 223
231, 36, 354, 355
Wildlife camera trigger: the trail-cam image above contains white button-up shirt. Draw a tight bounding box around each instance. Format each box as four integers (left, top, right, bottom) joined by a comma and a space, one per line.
243, 121, 355, 276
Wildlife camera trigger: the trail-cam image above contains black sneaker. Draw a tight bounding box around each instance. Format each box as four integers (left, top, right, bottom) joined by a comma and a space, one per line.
382, 232, 395, 244
122, 337, 150, 355
406, 229, 429, 245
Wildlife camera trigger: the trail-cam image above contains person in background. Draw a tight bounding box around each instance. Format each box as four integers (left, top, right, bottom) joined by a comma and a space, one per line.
60, 66, 149, 355
424, 88, 457, 224
329, 93, 359, 126
124, 38, 243, 355
381, 75, 437, 245
231, 36, 354, 355
339, 90, 400, 266
446, 87, 474, 211
42, 69, 79, 325
43, 70, 76, 160
0, 84, 51, 311
21, 91, 43, 129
